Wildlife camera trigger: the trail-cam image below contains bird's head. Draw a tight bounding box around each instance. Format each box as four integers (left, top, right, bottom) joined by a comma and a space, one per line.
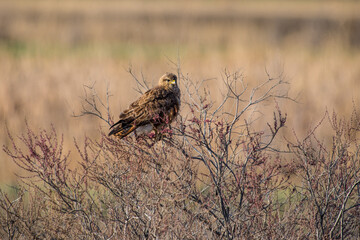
159, 73, 178, 89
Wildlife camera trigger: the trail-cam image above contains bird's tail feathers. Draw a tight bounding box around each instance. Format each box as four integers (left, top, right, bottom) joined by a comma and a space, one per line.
109, 119, 136, 138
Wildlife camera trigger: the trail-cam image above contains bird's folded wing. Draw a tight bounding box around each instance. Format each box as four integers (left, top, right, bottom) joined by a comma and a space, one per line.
121, 87, 173, 123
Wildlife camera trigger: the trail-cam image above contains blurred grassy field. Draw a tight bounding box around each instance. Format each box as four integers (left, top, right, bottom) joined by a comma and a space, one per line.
1, 0, 360, 183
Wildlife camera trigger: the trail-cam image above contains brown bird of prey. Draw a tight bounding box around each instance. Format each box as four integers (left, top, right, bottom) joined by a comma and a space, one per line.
109, 73, 180, 139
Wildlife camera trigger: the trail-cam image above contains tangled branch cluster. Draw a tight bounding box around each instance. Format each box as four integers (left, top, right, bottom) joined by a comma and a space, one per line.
1, 70, 359, 239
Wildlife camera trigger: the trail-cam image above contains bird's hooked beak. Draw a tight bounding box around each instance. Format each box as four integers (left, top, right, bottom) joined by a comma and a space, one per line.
170, 79, 176, 85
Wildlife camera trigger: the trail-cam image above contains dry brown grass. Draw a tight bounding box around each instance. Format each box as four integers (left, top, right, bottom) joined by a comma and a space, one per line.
1, 0, 360, 183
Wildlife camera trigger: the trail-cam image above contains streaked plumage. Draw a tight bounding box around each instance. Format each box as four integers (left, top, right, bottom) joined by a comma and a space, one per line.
109, 73, 180, 139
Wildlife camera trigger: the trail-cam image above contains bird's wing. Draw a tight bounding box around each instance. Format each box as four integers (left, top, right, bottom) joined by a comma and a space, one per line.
109, 86, 177, 138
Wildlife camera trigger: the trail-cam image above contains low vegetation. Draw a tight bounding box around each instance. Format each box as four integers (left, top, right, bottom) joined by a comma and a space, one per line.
1, 71, 359, 239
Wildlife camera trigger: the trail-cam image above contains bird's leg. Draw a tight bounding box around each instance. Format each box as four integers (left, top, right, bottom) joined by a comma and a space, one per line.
154, 128, 162, 142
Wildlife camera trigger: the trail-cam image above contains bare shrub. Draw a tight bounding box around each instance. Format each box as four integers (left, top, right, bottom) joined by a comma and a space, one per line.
1, 69, 359, 240
288, 110, 360, 240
